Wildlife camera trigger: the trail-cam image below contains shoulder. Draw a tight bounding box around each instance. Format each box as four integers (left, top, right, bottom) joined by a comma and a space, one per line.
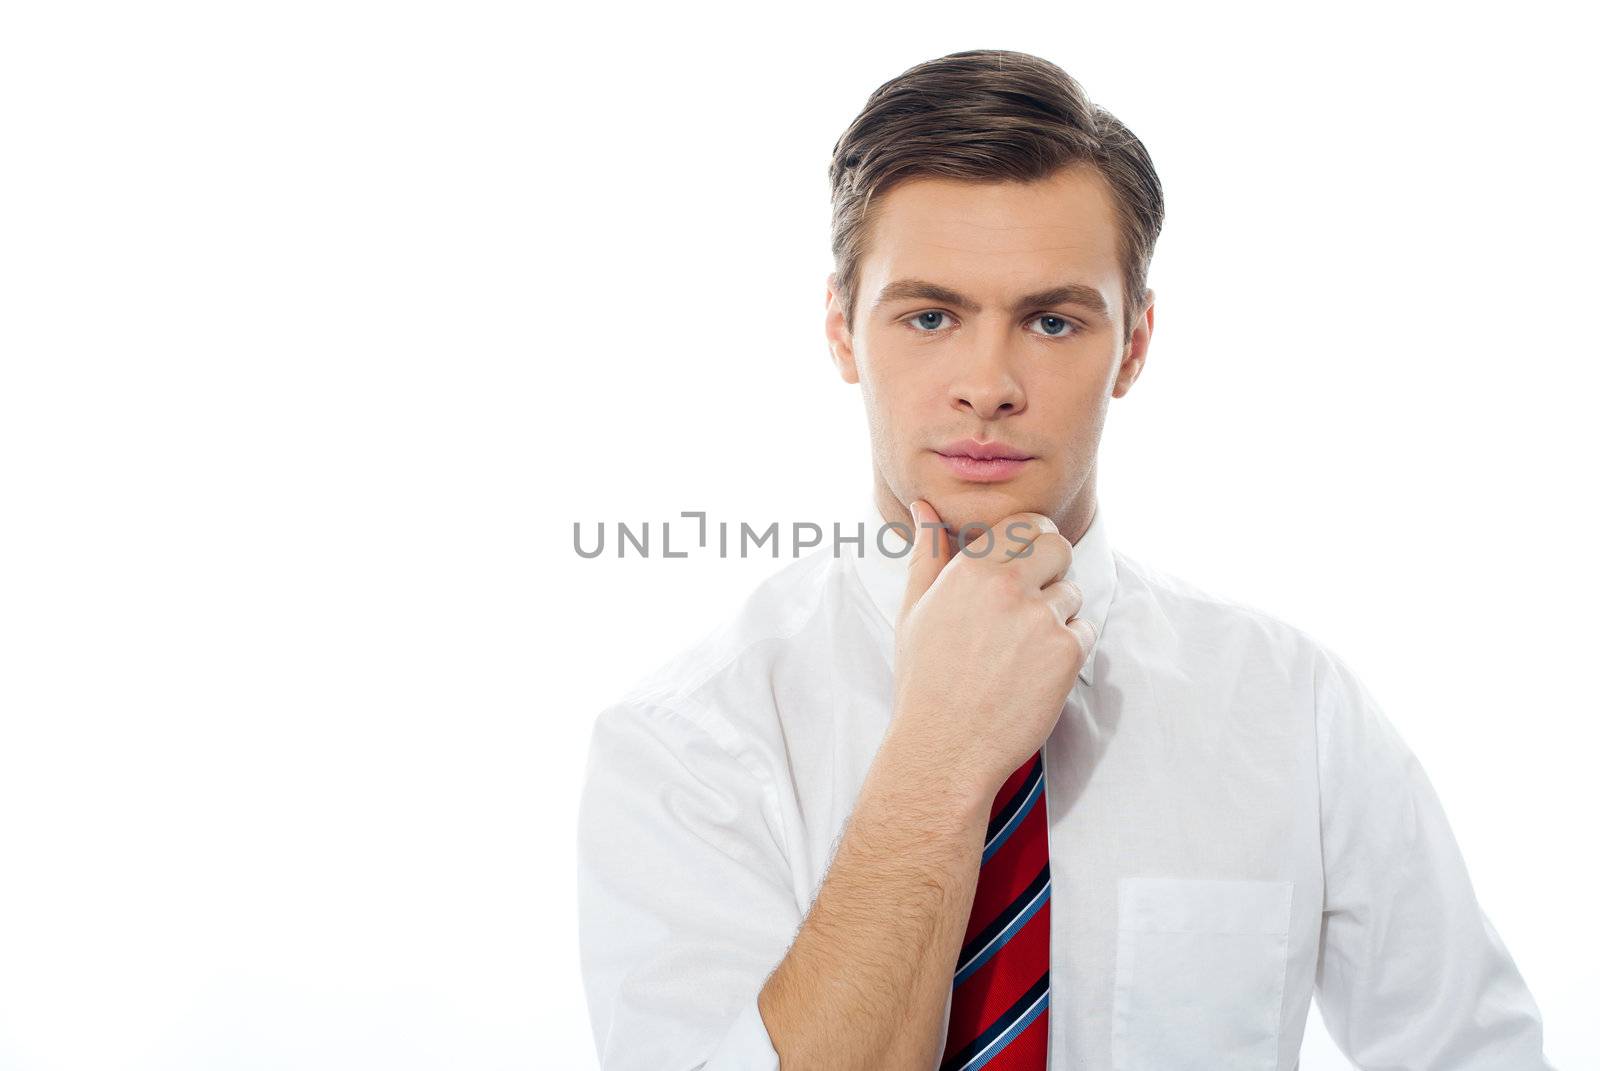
1111, 549, 1388, 728
1110, 548, 1328, 665
595, 546, 857, 751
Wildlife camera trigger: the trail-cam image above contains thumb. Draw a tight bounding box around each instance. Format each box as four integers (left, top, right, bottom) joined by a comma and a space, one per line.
899, 498, 951, 622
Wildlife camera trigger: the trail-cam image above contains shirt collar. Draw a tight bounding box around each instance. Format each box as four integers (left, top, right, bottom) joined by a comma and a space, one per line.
842, 493, 1116, 687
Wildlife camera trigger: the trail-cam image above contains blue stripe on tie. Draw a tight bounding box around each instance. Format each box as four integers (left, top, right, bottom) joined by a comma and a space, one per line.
982, 766, 1043, 864
956, 862, 1051, 977
939, 972, 1050, 1071
957, 985, 1049, 1071
953, 872, 1050, 986
984, 755, 1042, 844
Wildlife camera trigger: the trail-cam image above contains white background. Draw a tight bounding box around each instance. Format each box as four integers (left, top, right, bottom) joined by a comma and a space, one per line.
2, 1, 1595, 1068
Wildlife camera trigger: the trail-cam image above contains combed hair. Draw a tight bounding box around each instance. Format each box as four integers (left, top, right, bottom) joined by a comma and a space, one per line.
828, 49, 1164, 342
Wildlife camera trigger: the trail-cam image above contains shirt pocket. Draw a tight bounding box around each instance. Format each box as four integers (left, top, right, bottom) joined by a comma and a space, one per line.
1111, 876, 1293, 1071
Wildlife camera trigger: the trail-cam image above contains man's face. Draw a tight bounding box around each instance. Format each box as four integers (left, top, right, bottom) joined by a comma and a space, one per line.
825, 164, 1153, 541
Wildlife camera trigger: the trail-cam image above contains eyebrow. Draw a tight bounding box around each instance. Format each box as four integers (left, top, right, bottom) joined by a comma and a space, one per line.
871, 278, 1110, 318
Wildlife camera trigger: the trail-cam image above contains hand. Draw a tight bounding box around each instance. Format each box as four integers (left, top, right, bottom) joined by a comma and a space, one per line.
888, 498, 1097, 803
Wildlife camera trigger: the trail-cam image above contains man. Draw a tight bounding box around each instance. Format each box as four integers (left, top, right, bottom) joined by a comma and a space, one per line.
576, 49, 1553, 1070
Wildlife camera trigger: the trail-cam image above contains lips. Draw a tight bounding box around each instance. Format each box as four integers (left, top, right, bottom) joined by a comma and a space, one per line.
933, 438, 1035, 482
935, 438, 1033, 461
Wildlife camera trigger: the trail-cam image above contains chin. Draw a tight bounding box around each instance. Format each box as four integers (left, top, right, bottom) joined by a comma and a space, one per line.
934, 485, 1034, 528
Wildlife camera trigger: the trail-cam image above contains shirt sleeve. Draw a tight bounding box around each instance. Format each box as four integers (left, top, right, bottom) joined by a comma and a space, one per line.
576, 697, 801, 1071
1311, 645, 1554, 1069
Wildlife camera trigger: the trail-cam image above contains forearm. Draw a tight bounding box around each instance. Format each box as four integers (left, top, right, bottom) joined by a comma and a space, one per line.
757, 727, 991, 1070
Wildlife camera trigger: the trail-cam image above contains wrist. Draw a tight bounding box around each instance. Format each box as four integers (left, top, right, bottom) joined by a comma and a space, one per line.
876, 722, 996, 831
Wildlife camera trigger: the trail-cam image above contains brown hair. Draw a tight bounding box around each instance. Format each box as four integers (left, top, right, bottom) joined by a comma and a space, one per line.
828, 49, 1164, 343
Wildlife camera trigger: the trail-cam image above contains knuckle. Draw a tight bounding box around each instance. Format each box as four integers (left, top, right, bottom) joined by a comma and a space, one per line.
996, 518, 1035, 555
998, 512, 1055, 545
993, 568, 1026, 601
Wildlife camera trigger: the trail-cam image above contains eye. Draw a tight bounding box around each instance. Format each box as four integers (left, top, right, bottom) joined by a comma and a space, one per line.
1026, 314, 1078, 338
905, 310, 954, 333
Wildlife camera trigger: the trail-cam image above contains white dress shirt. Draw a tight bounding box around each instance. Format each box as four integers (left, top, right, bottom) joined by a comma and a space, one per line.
576, 496, 1552, 1070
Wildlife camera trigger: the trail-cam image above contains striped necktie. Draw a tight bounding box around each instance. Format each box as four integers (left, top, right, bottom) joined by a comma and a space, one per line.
940, 749, 1051, 1071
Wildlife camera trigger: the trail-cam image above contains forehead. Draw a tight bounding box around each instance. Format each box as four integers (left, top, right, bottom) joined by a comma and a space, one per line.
860, 166, 1122, 311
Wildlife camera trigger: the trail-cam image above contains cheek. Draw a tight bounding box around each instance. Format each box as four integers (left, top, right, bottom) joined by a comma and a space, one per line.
866, 355, 947, 416
1033, 374, 1110, 439
859, 353, 931, 420
856, 375, 899, 450
1059, 397, 1111, 454
1056, 378, 1103, 413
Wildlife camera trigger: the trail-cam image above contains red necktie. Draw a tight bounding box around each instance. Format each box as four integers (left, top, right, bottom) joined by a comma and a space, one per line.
940, 749, 1051, 1070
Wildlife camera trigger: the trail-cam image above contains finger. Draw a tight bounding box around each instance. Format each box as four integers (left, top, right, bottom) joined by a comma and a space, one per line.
1041, 577, 1085, 623
1065, 616, 1098, 665
988, 512, 1059, 566
899, 498, 953, 621
1012, 531, 1072, 590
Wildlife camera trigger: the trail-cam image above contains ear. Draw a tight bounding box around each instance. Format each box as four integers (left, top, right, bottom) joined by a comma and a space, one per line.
1112, 286, 1155, 399
824, 272, 861, 385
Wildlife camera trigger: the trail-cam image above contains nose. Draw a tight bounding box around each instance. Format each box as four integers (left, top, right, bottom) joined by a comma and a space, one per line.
949, 340, 1026, 420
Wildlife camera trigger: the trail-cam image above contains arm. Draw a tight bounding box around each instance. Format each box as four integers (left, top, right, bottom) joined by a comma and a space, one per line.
1312, 645, 1554, 1069
578, 502, 1088, 1070
577, 696, 992, 1071
576, 699, 800, 1071
760, 501, 1089, 1069
758, 725, 992, 1070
